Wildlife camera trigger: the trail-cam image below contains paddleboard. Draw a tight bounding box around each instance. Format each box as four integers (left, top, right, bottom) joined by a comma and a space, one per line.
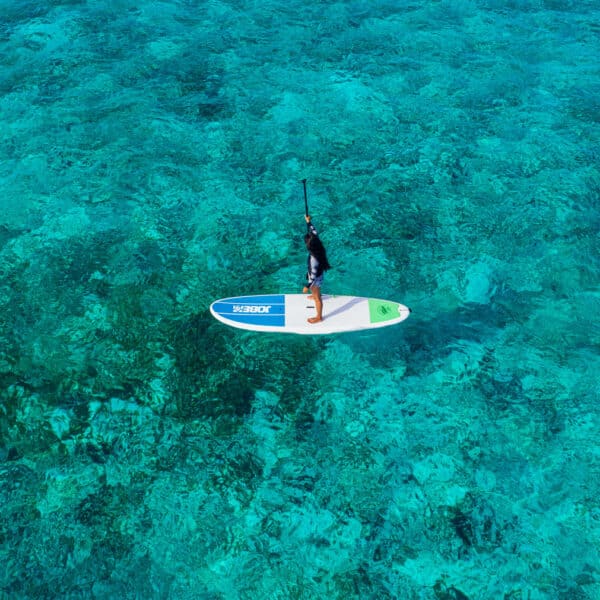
209, 294, 411, 335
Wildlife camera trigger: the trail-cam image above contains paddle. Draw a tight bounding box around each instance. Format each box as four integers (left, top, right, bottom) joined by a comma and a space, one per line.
302, 178, 309, 231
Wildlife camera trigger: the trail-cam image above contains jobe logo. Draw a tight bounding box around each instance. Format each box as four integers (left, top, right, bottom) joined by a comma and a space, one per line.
233, 305, 272, 314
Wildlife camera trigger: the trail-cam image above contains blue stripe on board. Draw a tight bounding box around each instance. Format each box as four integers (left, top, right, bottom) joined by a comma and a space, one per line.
213, 300, 285, 317
213, 295, 286, 327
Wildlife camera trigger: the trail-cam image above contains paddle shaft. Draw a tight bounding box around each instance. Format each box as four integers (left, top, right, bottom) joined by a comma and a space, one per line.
302, 179, 309, 230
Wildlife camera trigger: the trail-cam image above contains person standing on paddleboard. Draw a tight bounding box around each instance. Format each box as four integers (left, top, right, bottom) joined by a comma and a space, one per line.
303, 215, 331, 323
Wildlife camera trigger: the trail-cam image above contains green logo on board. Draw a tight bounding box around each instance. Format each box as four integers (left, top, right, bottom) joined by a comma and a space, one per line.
368, 299, 399, 323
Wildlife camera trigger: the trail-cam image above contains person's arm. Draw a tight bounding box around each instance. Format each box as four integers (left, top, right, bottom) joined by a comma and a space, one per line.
305, 215, 318, 237
306, 255, 319, 288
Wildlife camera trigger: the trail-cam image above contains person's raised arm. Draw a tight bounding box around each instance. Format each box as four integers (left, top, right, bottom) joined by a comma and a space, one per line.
305, 214, 318, 237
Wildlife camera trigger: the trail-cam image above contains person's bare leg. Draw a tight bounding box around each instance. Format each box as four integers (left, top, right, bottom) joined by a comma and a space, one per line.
308, 286, 323, 323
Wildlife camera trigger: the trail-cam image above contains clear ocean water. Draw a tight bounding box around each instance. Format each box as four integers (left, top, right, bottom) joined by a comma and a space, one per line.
1, 1, 599, 598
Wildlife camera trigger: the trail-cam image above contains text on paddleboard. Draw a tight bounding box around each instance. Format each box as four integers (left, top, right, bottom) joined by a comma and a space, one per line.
233, 305, 272, 313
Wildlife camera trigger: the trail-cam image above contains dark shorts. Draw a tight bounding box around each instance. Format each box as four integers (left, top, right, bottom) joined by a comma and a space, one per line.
309, 275, 324, 288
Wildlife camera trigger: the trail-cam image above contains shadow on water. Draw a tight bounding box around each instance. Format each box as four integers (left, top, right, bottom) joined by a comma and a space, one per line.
168, 312, 326, 435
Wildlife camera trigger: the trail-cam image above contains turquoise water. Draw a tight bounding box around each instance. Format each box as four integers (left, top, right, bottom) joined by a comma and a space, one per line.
1, 0, 599, 597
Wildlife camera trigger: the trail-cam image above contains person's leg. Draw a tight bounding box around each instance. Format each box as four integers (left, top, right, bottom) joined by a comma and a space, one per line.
308, 285, 323, 323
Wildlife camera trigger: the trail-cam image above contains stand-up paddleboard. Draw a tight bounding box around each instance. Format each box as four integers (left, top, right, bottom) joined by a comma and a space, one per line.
210, 294, 411, 335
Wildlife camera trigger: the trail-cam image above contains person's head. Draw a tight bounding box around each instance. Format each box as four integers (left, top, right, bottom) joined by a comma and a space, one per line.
304, 233, 331, 271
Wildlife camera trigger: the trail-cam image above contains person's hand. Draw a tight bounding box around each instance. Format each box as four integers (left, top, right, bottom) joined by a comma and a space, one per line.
303, 286, 309, 293
305, 215, 311, 223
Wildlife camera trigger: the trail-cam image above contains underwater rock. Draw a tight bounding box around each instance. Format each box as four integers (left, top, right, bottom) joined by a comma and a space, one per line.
49, 407, 71, 440
463, 261, 494, 305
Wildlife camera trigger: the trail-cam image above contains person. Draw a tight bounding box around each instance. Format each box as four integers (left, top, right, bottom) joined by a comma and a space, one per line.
302, 215, 331, 323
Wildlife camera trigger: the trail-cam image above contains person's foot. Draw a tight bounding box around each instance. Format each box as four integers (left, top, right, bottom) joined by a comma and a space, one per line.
308, 317, 323, 324
306, 295, 315, 300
